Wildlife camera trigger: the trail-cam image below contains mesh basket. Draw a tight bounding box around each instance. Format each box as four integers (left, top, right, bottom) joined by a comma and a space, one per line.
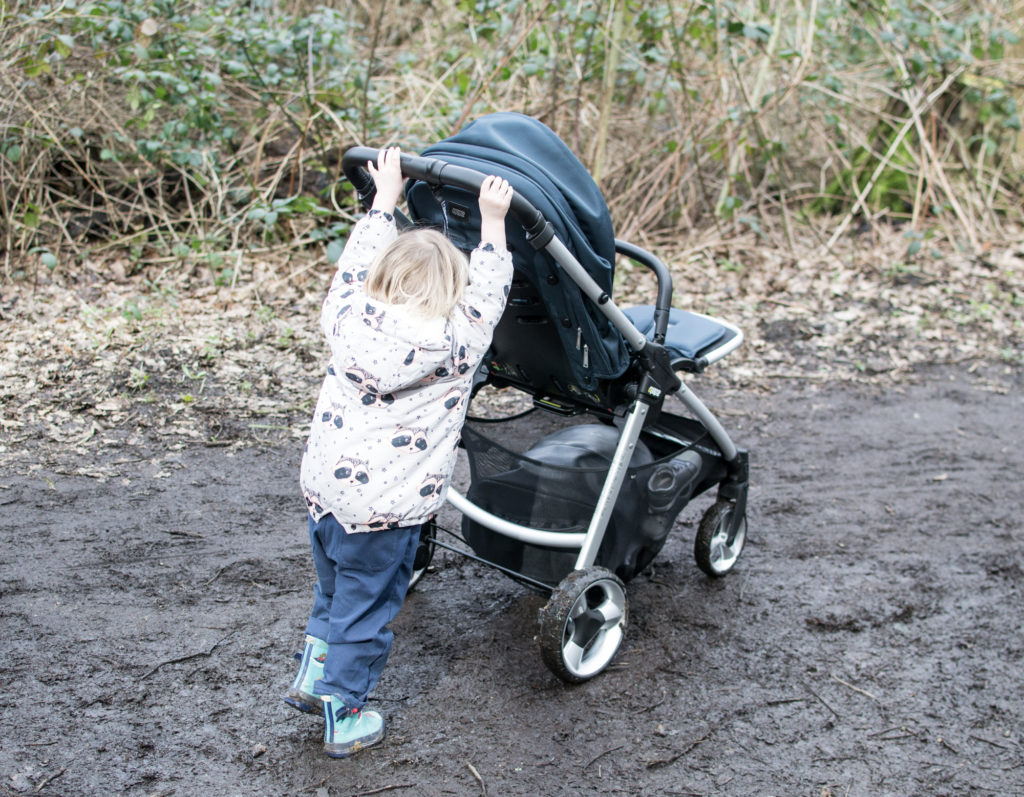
460, 419, 706, 585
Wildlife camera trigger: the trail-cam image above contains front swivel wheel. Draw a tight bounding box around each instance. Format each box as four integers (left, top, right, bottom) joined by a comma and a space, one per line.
537, 567, 628, 683
694, 500, 747, 577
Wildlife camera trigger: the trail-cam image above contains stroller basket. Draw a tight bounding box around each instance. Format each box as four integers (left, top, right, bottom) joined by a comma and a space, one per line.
461, 412, 727, 587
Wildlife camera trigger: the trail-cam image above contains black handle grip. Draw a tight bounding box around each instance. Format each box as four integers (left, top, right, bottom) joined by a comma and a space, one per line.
341, 146, 547, 239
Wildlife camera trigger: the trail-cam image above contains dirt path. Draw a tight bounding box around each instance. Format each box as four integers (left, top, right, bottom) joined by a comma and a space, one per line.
1, 367, 1022, 796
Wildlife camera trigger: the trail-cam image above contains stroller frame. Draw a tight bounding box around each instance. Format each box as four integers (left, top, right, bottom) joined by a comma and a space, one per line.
341, 136, 749, 682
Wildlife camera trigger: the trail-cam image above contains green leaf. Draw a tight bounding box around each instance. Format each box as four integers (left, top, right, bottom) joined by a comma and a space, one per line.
23, 57, 51, 78
188, 15, 214, 32
326, 239, 344, 262
55, 34, 75, 55
742, 24, 771, 42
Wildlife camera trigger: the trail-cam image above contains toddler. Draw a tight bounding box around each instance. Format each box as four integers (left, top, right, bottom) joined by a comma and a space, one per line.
285, 147, 514, 758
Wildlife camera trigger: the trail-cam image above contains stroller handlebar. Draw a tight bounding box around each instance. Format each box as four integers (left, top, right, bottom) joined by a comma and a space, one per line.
341, 147, 548, 240
340, 145, 674, 347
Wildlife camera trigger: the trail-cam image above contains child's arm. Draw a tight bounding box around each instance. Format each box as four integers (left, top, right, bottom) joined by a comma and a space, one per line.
479, 175, 513, 250
367, 146, 405, 216
450, 176, 515, 357
323, 147, 403, 277
321, 148, 404, 336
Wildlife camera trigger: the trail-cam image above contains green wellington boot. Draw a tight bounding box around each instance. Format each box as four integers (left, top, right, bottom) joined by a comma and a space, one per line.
283, 635, 327, 715
322, 696, 385, 758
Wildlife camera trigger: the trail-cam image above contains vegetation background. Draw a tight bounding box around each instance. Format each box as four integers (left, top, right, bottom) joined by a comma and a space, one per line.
1, 0, 1022, 445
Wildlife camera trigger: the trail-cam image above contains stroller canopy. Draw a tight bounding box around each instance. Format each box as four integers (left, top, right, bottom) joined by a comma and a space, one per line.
406, 112, 631, 388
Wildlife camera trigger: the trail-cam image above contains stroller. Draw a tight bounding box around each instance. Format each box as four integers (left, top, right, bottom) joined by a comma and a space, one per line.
341, 113, 749, 683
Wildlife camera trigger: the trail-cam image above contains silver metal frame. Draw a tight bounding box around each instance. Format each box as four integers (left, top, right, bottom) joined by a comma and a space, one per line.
671, 381, 738, 462
686, 311, 745, 366
572, 400, 649, 569
445, 488, 585, 549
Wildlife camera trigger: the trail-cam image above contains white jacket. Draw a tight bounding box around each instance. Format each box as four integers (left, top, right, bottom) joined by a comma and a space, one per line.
300, 210, 514, 532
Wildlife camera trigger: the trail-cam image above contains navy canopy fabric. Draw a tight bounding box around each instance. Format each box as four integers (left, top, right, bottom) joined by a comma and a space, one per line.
405, 113, 631, 388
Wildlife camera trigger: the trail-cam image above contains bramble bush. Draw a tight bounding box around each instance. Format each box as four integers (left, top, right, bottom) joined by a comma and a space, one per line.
1, 0, 1021, 279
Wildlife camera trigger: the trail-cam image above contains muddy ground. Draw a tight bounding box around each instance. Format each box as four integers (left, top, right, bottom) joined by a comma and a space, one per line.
1, 363, 1023, 797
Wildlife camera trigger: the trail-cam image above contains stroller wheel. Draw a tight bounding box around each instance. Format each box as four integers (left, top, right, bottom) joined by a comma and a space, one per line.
537, 567, 628, 683
695, 500, 747, 577
408, 522, 436, 592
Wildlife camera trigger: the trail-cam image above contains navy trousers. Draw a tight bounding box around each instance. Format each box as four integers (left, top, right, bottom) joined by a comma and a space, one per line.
304, 513, 420, 711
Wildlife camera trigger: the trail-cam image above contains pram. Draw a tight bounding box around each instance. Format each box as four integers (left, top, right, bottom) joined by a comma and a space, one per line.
341, 112, 749, 683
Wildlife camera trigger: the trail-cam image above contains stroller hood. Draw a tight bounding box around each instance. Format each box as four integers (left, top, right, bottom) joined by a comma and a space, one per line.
406, 113, 631, 387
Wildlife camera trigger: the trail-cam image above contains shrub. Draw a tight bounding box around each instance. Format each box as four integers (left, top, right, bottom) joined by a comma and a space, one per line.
1, 0, 1021, 278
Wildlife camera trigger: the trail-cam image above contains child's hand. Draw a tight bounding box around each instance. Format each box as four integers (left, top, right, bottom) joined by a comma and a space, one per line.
479, 175, 513, 220
479, 175, 513, 250
367, 146, 405, 214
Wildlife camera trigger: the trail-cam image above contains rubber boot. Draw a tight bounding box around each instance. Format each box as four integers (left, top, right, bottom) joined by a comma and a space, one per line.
322, 696, 385, 758
284, 635, 327, 715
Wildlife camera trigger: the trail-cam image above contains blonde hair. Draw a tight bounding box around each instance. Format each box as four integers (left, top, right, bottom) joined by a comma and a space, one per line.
365, 228, 469, 319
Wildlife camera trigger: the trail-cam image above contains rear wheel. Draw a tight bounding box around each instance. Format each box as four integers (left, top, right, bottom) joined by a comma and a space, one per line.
407, 521, 436, 591
694, 500, 746, 576
537, 567, 627, 683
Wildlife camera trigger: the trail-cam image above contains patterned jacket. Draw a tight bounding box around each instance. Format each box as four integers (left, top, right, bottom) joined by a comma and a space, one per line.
300, 210, 513, 532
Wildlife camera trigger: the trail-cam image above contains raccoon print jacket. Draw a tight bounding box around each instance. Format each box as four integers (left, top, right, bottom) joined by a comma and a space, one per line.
300, 210, 513, 533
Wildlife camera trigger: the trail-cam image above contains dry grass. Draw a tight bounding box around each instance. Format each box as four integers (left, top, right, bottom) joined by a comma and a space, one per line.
2, 2, 1023, 269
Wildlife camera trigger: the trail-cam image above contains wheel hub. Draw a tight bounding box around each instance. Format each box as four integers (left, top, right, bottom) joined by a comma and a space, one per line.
560, 581, 625, 678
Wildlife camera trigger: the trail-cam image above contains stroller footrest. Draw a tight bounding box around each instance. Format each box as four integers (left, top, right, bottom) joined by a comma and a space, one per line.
624, 306, 743, 370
